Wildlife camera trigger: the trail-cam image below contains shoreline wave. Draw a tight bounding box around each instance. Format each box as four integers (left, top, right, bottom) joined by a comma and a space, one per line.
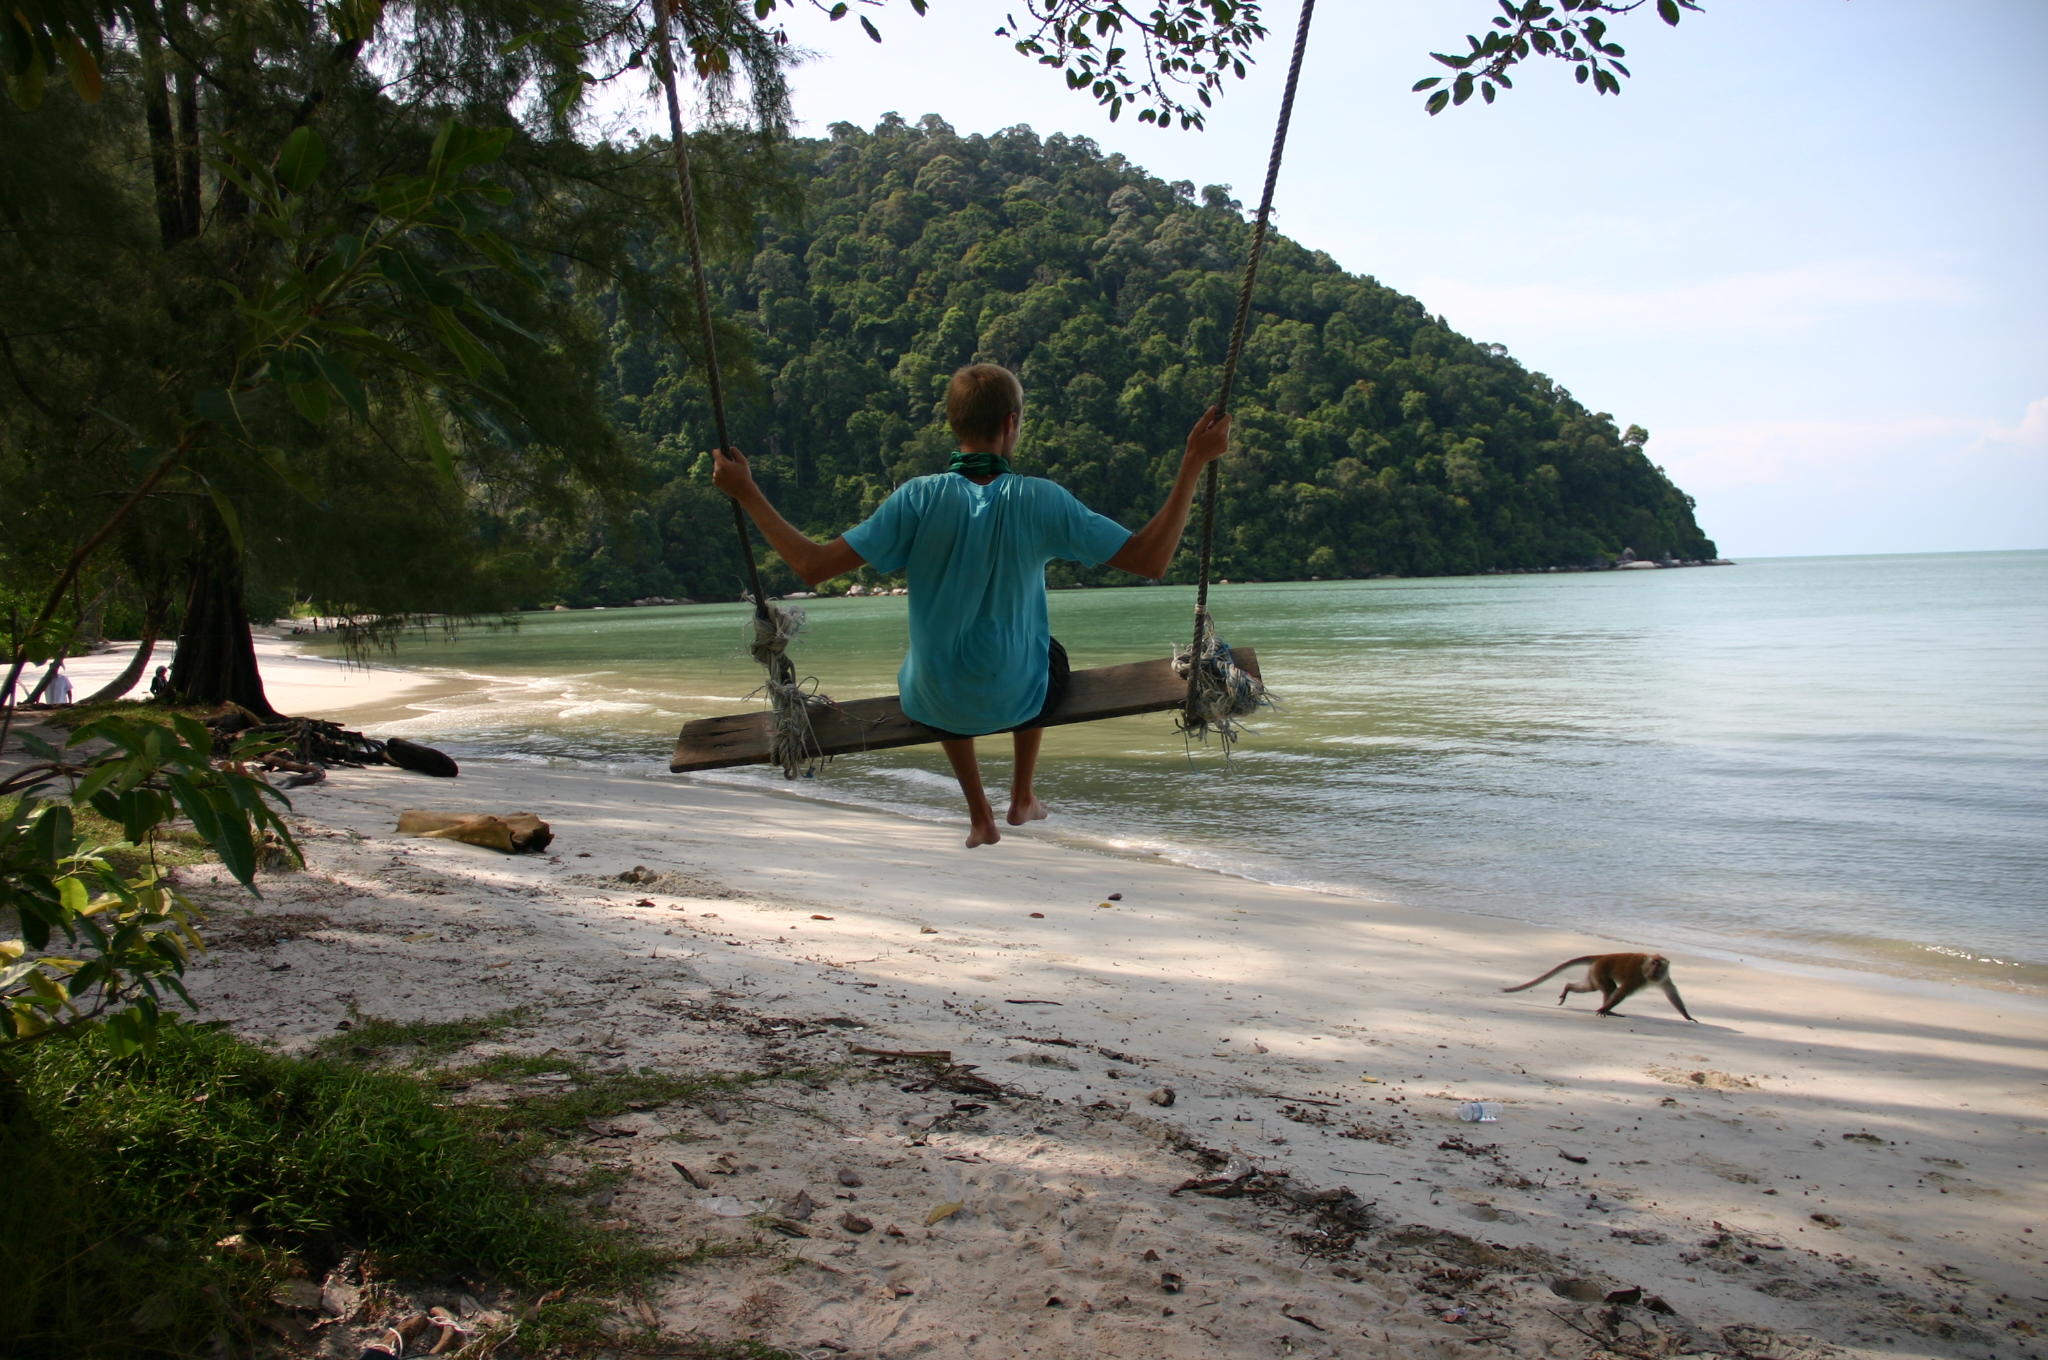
415, 741, 2048, 1004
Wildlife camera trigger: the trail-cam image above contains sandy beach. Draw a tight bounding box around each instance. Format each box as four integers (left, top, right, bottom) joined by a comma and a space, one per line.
10, 642, 2046, 1359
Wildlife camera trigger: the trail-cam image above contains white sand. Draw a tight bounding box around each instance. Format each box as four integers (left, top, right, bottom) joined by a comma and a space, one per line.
143, 753, 2046, 1360
9, 637, 2044, 1355
50, 633, 443, 715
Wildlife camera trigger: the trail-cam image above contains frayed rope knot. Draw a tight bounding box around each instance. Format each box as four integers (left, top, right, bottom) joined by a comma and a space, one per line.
1173, 608, 1271, 754
747, 605, 832, 779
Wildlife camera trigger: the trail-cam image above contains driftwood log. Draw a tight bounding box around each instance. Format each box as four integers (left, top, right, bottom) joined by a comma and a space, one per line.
203, 708, 455, 773
396, 810, 551, 853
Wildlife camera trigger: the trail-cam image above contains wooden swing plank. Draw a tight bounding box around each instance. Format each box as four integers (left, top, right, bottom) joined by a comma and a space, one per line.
669, 648, 1261, 773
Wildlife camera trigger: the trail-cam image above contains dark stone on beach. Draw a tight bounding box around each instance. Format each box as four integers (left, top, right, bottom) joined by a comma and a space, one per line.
385, 737, 458, 778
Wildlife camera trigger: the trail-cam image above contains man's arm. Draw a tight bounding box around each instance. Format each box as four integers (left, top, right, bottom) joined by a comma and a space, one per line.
1105, 407, 1231, 580
711, 447, 865, 587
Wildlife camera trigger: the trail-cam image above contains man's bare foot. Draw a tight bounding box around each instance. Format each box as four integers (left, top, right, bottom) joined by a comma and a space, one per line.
966, 820, 1002, 848
1005, 796, 1050, 826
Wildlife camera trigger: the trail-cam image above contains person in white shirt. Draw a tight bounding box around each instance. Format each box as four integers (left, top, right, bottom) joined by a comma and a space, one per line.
42, 661, 72, 706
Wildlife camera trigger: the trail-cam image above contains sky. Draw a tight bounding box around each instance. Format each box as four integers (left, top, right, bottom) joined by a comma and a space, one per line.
599, 1, 2048, 559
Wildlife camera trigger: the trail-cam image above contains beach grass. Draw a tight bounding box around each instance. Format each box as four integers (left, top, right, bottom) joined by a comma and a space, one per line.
0, 1021, 671, 1359
31, 698, 218, 732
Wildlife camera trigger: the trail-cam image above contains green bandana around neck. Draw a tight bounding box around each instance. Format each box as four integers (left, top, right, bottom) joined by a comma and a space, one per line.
948, 449, 1011, 479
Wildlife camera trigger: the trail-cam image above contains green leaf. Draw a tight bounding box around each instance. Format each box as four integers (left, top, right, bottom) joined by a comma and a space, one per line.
428, 120, 513, 181
5, 53, 46, 111
277, 126, 327, 194
416, 398, 457, 485
260, 445, 325, 503
468, 230, 541, 289
380, 252, 466, 308
429, 306, 500, 379
288, 380, 330, 425
194, 387, 252, 437
204, 482, 244, 553
310, 347, 370, 422
31, 804, 74, 868
0, 959, 43, 993
169, 713, 214, 761
163, 772, 223, 849
463, 297, 545, 346
208, 790, 259, 889
1411, 77, 1441, 92
859, 13, 881, 41
72, 759, 125, 808
207, 133, 280, 207
59, 35, 101, 102
17, 731, 63, 762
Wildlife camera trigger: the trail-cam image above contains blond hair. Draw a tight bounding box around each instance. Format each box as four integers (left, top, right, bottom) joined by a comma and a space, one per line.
945, 364, 1023, 443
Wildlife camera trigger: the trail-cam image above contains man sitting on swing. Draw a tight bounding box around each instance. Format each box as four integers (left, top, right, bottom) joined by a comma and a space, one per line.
713, 364, 1230, 848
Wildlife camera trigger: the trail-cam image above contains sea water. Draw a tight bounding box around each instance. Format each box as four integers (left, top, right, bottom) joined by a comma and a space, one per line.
303, 551, 2048, 995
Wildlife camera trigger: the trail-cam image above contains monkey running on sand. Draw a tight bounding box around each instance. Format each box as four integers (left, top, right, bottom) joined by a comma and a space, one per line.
1503, 953, 1698, 1023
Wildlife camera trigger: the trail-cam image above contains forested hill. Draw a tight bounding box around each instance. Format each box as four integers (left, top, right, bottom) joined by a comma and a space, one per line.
576, 114, 1714, 603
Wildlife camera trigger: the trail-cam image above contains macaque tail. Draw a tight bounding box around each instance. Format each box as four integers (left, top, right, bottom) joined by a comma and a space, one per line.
1501, 955, 1602, 994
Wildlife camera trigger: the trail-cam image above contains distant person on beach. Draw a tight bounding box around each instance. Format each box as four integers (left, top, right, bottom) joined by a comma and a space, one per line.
150, 664, 172, 701
40, 660, 72, 707
714, 363, 1229, 848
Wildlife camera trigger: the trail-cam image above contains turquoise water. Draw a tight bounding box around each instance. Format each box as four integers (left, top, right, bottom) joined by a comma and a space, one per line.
308, 552, 2048, 993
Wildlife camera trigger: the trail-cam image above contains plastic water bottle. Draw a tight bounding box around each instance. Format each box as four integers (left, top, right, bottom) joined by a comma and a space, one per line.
1457, 1101, 1503, 1123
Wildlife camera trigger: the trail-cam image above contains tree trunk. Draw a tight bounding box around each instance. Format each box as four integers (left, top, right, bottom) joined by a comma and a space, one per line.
169, 522, 279, 718
81, 595, 169, 705
135, 16, 189, 248
173, 45, 202, 240
23, 647, 68, 703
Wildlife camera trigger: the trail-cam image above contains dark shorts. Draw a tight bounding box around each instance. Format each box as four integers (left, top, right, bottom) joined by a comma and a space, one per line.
930, 638, 1069, 739
1018, 637, 1071, 731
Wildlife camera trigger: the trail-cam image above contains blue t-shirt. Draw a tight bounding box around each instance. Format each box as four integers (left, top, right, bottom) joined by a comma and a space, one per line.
843, 472, 1132, 736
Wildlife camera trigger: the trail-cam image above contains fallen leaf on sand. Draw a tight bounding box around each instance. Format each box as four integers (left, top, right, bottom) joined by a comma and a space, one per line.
849, 1044, 952, 1061
1557, 1149, 1589, 1164
1005, 999, 1062, 1005
919, 926, 938, 934
925, 1201, 964, 1225
812, 914, 834, 920
271, 1281, 326, 1310
404, 932, 435, 942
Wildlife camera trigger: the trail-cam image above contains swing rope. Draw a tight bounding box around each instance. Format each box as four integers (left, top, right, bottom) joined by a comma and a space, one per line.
1178, 0, 1316, 749
652, 0, 824, 779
